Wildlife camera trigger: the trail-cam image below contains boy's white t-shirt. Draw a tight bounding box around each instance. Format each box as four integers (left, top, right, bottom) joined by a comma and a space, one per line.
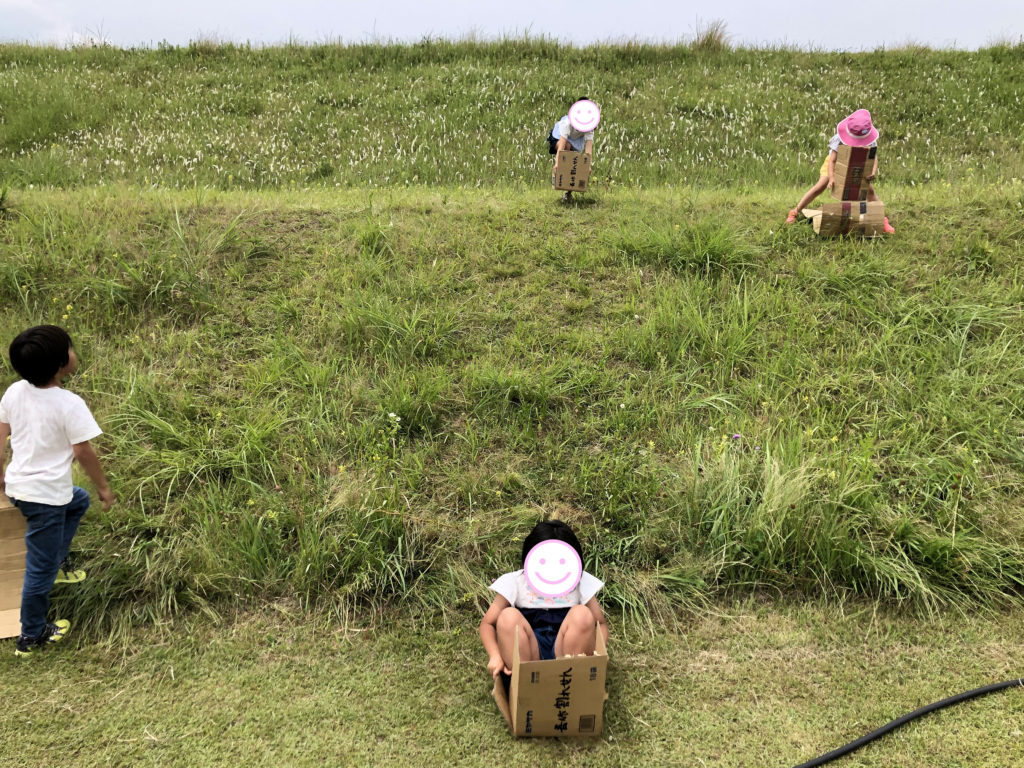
0, 380, 102, 505
829, 133, 878, 152
490, 568, 603, 610
556, 116, 595, 153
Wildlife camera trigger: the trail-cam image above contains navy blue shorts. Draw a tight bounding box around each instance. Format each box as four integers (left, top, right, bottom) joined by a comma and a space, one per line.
521, 607, 570, 660
500, 607, 570, 695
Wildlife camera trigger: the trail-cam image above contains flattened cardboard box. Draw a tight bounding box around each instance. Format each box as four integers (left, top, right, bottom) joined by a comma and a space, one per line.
0, 493, 25, 639
552, 150, 592, 192
831, 144, 877, 202
492, 625, 608, 737
802, 201, 886, 238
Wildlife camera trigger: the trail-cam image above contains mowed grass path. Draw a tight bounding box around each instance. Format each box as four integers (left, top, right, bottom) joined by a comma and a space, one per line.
1, 602, 1022, 767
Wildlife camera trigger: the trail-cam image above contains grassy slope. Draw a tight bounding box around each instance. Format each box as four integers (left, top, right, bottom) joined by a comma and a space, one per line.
1, 42, 1023, 189
0, 184, 1022, 637
1, 602, 1022, 767
2, 43, 1024, 764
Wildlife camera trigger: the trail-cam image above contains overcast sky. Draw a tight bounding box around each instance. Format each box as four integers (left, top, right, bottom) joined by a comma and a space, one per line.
2, 0, 1022, 50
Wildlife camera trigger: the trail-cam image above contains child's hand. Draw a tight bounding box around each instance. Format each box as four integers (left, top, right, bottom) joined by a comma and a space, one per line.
487, 654, 509, 679
827, 176, 835, 191
98, 487, 116, 510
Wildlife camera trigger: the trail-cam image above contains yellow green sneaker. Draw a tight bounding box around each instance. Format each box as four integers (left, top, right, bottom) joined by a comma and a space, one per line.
54, 568, 86, 584
14, 620, 71, 656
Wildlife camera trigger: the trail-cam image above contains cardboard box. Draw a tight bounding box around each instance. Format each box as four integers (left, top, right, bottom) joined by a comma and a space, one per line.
0, 493, 25, 638
831, 144, 877, 202
802, 201, 886, 237
551, 150, 592, 192
491, 625, 608, 737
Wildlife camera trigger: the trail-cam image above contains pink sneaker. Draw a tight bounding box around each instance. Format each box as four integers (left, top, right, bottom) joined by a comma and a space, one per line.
785, 209, 799, 224
883, 216, 895, 234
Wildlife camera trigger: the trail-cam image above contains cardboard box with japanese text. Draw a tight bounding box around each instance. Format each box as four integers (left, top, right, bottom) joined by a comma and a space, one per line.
491, 624, 608, 737
551, 151, 592, 192
0, 493, 25, 639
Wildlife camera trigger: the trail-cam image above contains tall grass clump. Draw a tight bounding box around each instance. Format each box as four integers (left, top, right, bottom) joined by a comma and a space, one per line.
613, 222, 757, 279
679, 439, 1024, 611
691, 19, 731, 54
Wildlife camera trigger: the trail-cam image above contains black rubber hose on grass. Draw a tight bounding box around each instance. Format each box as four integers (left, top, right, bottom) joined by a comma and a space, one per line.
791, 678, 1024, 768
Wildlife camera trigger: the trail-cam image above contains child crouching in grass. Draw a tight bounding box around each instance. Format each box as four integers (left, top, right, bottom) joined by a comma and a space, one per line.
786, 109, 895, 233
551, 98, 599, 203
479, 520, 608, 682
0, 326, 115, 656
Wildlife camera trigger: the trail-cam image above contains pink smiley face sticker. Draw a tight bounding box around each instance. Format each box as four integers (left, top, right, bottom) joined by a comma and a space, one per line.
568, 99, 601, 132
524, 540, 582, 598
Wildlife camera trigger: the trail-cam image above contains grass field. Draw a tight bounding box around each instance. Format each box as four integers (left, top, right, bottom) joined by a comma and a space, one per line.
2, 41, 1024, 190
1, 41, 1024, 765
1, 601, 1022, 767
1, 182, 1022, 636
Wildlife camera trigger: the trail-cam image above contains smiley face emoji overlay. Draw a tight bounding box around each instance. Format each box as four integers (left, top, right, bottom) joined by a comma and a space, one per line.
568, 99, 601, 133
524, 539, 582, 598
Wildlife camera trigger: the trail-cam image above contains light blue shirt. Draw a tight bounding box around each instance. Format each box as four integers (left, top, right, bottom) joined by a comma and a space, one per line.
554, 115, 594, 153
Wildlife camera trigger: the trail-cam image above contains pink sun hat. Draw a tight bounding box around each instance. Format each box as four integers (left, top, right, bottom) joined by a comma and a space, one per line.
837, 109, 879, 147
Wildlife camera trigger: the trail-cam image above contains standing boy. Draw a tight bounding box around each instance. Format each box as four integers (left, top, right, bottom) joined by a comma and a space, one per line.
0, 325, 115, 656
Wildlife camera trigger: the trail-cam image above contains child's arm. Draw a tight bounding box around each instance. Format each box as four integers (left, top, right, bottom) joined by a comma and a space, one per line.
585, 596, 609, 644
72, 440, 116, 510
0, 421, 9, 495
866, 156, 878, 182
584, 138, 593, 156
479, 594, 512, 678
826, 150, 838, 190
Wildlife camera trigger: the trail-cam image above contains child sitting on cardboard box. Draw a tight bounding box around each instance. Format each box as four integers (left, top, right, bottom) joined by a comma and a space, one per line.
0, 325, 115, 656
479, 520, 609, 682
551, 98, 599, 202
786, 109, 895, 233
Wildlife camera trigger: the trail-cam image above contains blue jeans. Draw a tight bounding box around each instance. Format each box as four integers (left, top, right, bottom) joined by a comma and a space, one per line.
8, 486, 90, 638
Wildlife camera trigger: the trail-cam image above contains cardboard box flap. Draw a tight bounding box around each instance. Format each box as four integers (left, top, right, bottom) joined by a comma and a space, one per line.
0, 496, 24, 636
802, 202, 886, 237
0, 501, 25, 541
0, 609, 19, 639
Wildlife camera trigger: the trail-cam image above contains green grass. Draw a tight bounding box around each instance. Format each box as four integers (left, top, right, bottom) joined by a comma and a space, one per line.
1, 183, 1022, 637
2, 42, 1024, 188
1, 39, 1023, 765
0, 601, 1021, 767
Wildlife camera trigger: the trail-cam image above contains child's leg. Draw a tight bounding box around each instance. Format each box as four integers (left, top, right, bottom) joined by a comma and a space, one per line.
496, 607, 541, 668
58, 486, 91, 563
793, 176, 830, 213
16, 501, 65, 638
865, 187, 895, 231
553, 605, 597, 657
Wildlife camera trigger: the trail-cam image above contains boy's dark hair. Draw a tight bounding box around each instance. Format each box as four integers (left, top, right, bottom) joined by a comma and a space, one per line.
572, 96, 590, 107
522, 519, 583, 567
9, 325, 73, 387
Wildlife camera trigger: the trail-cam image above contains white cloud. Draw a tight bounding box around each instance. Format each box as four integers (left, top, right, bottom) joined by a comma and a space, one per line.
0, 0, 74, 43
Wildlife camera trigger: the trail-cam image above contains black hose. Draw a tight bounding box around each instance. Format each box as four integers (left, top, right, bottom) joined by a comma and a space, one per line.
791, 678, 1024, 768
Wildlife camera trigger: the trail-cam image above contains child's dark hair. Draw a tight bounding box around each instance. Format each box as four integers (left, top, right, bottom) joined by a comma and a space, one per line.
9, 325, 73, 387
522, 520, 583, 567
572, 96, 590, 107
